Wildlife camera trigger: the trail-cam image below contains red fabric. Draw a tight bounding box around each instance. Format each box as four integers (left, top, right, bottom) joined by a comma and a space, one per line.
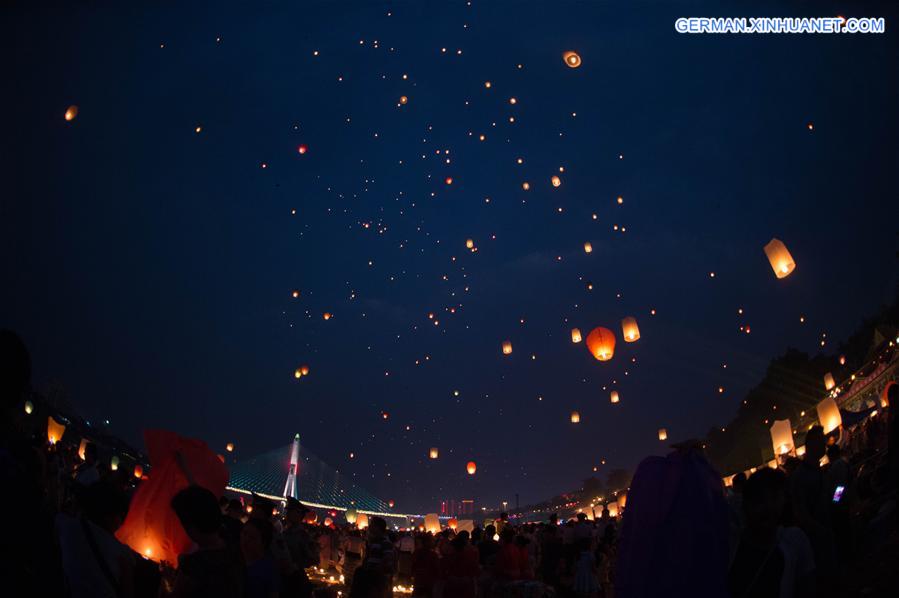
115, 430, 229, 566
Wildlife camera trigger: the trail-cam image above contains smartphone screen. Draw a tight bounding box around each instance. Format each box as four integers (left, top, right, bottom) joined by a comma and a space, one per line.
832, 485, 845, 503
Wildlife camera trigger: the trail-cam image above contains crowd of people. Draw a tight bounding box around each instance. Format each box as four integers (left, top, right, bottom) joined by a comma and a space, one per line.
2, 327, 898, 598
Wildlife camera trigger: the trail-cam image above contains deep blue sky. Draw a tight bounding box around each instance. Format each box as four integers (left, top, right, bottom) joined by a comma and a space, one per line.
4, 1, 898, 513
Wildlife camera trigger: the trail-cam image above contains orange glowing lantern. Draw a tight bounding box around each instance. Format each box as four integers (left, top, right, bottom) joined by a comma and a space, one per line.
226, 442, 234, 453
399, 95, 408, 105
770, 419, 794, 456
424, 513, 441, 534
763, 238, 796, 279
823, 372, 835, 391
133, 464, 143, 479
551, 175, 561, 187
466, 238, 474, 249
621, 317, 640, 342
64, 105, 79, 121
617, 493, 627, 509
816, 397, 842, 434
388, 500, 395, 508
448, 518, 458, 530
47, 416, 66, 445
356, 513, 369, 529
562, 51, 582, 68
323, 312, 332, 320
570, 411, 580, 423
586, 327, 616, 361
658, 428, 668, 441
466, 461, 477, 475
78, 438, 89, 460
610, 391, 620, 404
607, 503, 619, 517
24, 400, 34, 415
429, 447, 439, 459
839, 355, 846, 366
502, 341, 513, 355
571, 328, 582, 343
583, 242, 593, 253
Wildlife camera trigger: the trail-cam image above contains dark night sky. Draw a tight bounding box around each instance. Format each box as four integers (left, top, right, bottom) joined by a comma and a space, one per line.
4, 1, 898, 513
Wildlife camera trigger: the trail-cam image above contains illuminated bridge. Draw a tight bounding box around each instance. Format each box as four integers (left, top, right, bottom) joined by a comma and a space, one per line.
226, 435, 411, 521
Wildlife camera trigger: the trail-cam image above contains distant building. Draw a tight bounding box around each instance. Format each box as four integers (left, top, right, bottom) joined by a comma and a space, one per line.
440, 498, 475, 516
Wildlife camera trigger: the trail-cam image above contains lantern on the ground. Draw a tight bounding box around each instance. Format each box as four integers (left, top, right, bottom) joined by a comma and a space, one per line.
770, 419, 795, 456
570, 411, 580, 423
607, 503, 619, 517
388, 500, 395, 508
823, 372, 835, 391
78, 438, 89, 460
502, 341, 512, 355
345, 508, 358, 524
658, 428, 668, 441
466, 238, 474, 249
429, 447, 439, 459
324, 517, 333, 527
617, 493, 627, 509
571, 328, 582, 343
763, 238, 796, 279
816, 397, 842, 434
47, 416, 66, 445
621, 317, 640, 342
586, 327, 616, 361
562, 51, 582, 68
466, 461, 477, 475
610, 391, 620, 404
551, 175, 561, 187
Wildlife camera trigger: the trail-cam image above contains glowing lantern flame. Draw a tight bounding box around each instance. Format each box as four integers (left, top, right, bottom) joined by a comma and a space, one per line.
621, 317, 640, 342
570, 411, 580, 423
563, 51, 582, 68
466, 461, 477, 475
47, 416, 66, 445
658, 428, 668, 441
502, 341, 512, 355
823, 372, 835, 391
816, 397, 842, 434
763, 238, 796, 279
429, 447, 439, 459
323, 312, 332, 320
610, 391, 620, 404
64, 105, 79, 121
585, 327, 616, 361
770, 419, 794, 456
424, 513, 441, 534
78, 438, 89, 461
570, 328, 582, 343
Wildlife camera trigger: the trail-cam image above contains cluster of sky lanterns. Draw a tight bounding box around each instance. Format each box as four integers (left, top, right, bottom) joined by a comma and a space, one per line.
294, 365, 310, 379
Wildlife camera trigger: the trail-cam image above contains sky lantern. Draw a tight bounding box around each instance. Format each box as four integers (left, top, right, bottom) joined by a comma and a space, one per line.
133, 464, 143, 479
24, 400, 34, 414
47, 416, 66, 445
770, 419, 795, 456
466, 461, 477, 475
610, 390, 620, 404
621, 317, 640, 342
448, 517, 458, 530
356, 513, 369, 529
64, 105, 78, 121
466, 238, 474, 249
816, 397, 842, 434
823, 372, 835, 391
551, 175, 561, 187
424, 513, 441, 534
658, 428, 668, 441
345, 508, 358, 524
583, 242, 593, 253
585, 327, 616, 361
399, 95, 408, 105
839, 355, 846, 366
388, 500, 395, 508
607, 503, 619, 517
323, 312, 332, 320
429, 447, 439, 459
226, 442, 234, 453
571, 328, 582, 343
502, 340, 513, 355
562, 51, 582, 68
297, 144, 308, 154
763, 238, 796, 279
570, 411, 580, 423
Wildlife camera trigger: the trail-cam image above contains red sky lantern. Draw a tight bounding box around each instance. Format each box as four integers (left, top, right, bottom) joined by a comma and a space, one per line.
586, 326, 616, 361
297, 144, 308, 154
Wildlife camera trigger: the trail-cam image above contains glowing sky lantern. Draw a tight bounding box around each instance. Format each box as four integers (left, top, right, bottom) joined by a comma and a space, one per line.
562, 51, 582, 68
839, 355, 846, 366
466, 461, 477, 475
763, 238, 796, 279
133, 464, 144, 479
466, 238, 474, 249
610, 390, 620, 404
658, 428, 668, 441
300, 365, 310, 376
64, 105, 78, 121
356, 513, 369, 529
47, 416, 66, 445
399, 95, 408, 104
297, 144, 308, 154
24, 400, 34, 415
769, 419, 795, 456
823, 372, 835, 391
424, 513, 441, 534
78, 438, 89, 460
429, 447, 439, 459
324, 517, 333, 527
607, 503, 619, 517
621, 317, 640, 342
345, 508, 358, 524
448, 518, 458, 530
226, 442, 234, 452
110, 455, 120, 471
570, 328, 582, 343
551, 175, 561, 187
585, 326, 616, 361
583, 242, 593, 253
570, 411, 580, 423
323, 312, 332, 320
502, 340, 512, 355
816, 397, 842, 434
